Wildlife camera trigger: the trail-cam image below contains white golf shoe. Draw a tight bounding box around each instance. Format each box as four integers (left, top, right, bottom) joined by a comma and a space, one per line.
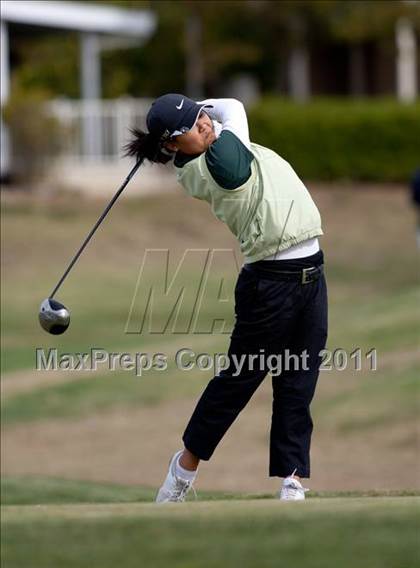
280, 471, 309, 501
155, 450, 196, 503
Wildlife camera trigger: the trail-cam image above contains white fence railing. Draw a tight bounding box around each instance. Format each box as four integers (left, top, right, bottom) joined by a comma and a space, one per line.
48, 97, 153, 162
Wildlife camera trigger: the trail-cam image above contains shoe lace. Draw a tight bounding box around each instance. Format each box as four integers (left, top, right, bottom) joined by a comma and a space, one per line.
170, 476, 197, 502
282, 484, 307, 498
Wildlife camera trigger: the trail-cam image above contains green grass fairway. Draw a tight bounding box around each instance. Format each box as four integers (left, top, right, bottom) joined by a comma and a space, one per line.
2, 497, 419, 568
3, 478, 419, 568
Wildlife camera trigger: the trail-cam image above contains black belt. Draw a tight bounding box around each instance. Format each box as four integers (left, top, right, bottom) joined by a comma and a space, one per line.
244, 263, 324, 284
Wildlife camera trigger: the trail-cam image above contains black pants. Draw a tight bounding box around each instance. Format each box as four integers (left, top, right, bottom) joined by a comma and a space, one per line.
183, 249, 328, 478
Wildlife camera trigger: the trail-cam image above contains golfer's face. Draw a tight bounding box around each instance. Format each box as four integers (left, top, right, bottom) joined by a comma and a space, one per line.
168, 112, 217, 155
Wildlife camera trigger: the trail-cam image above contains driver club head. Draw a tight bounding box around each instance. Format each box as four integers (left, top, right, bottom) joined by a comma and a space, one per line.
39, 298, 70, 335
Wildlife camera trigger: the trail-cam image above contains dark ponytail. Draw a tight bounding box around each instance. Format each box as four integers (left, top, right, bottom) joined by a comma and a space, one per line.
123, 128, 174, 165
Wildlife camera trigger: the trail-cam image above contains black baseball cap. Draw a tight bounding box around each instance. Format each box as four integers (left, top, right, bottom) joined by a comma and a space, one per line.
146, 94, 212, 141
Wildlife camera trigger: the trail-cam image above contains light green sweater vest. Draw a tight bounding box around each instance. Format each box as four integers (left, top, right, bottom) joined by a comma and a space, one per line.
175, 142, 323, 263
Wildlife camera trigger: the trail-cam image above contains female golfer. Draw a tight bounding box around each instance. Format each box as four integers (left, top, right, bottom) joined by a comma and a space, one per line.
125, 95, 328, 501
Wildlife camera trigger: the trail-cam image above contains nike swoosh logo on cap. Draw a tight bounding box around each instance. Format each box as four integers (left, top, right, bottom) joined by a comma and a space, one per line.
176, 99, 184, 110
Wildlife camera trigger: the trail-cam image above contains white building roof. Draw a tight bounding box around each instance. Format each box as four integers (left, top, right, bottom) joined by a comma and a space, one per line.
0, 1, 156, 37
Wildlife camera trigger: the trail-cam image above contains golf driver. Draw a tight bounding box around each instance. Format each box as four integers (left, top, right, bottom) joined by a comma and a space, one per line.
38, 160, 142, 334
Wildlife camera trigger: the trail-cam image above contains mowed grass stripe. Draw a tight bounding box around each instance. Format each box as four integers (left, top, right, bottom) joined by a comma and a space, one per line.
3, 496, 419, 520
3, 476, 419, 506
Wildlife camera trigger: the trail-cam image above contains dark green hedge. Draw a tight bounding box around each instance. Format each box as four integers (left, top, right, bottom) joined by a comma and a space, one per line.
248, 98, 420, 182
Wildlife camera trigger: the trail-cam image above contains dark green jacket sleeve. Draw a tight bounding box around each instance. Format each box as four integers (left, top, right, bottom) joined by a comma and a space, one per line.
204, 130, 254, 190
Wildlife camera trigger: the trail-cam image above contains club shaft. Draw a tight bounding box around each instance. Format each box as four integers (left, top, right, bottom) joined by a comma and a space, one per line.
50, 161, 142, 298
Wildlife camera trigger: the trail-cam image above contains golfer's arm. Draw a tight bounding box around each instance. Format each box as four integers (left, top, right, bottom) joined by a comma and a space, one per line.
199, 98, 254, 190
